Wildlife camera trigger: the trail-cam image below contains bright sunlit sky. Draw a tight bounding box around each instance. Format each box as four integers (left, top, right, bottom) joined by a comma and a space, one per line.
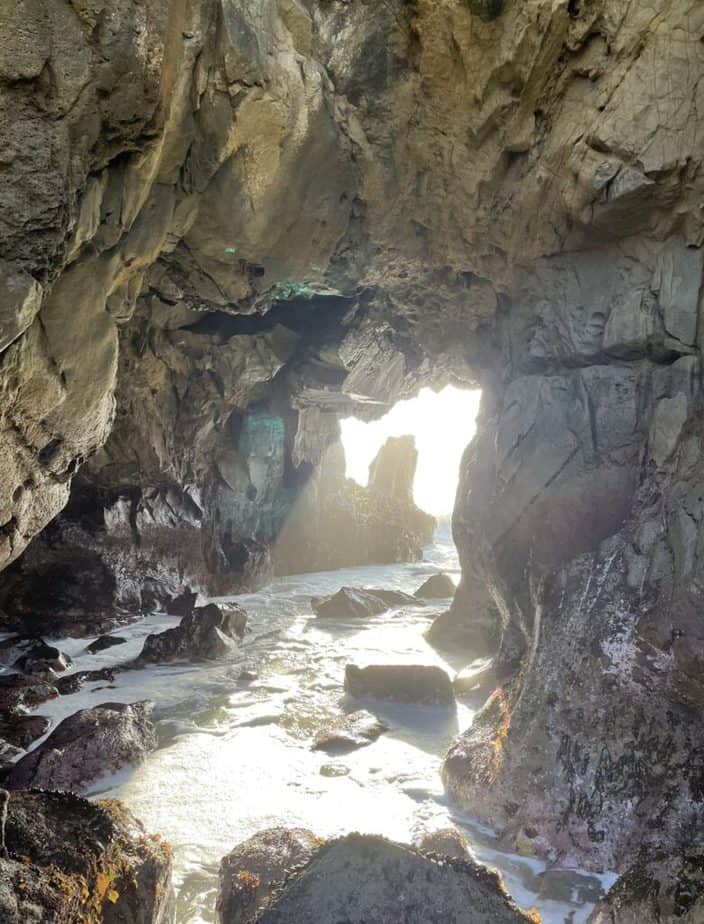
340, 386, 482, 516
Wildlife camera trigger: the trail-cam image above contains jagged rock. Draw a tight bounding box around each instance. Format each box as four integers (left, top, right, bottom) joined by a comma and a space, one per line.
1, 790, 174, 923
56, 667, 116, 695
415, 573, 456, 599
275, 437, 437, 575
415, 828, 473, 860
0, 743, 22, 774
164, 589, 198, 618
345, 664, 455, 706
13, 640, 71, 675
588, 848, 704, 923
0, 674, 58, 713
5, 702, 156, 793
231, 833, 532, 923
137, 603, 247, 664
312, 710, 387, 753
86, 634, 128, 653
217, 827, 323, 924
312, 586, 416, 619
0, 714, 50, 750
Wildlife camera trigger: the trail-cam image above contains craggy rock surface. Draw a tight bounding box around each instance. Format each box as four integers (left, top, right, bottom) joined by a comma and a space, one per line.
246, 833, 533, 923
345, 664, 455, 706
0, 0, 704, 883
217, 827, 323, 924
137, 602, 247, 664
415, 573, 456, 599
1, 789, 174, 923
5, 701, 156, 793
312, 586, 417, 619
312, 709, 387, 753
588, 848, 704, 924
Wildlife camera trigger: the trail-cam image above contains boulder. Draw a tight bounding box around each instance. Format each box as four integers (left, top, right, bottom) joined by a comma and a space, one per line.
217, 827, 323, 924
5, 702, 156, 793
344, 664, 455, 706
137, 603, 247, 664
86, 634, 128, 654
588, 848, 704, 923
415, 573, 456, 599
231, 833, 532, 923
13, 641, 71, 675
1, 789, 174, 923
0, 714, 50, 749
0, 674, 58, 713
415, 828, 473, 860
312, 587, 416, 619
453, 660, 496, 695
312, 710, 387, 753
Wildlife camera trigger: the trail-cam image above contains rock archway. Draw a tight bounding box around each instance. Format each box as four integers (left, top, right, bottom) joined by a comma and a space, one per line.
1, 0, 704, 880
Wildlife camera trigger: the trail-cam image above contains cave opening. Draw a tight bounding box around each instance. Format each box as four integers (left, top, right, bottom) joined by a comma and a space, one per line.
340, 385, 482, 517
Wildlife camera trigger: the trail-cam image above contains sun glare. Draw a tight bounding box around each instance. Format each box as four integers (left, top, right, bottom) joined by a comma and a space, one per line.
340, 386, 481, 516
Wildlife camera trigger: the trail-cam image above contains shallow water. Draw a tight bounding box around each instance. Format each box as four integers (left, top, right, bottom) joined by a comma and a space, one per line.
30, 525, 615, 923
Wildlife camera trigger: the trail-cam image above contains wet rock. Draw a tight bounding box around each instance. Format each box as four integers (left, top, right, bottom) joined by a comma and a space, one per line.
217, 827, 323, 924
86, 634, 128, 654
415, 828, 473, 860
0, 674, 58, 712
1, 790, 174, 923
165, 589, 198, 618
0, 714, 50, 749
415, 573, 456, 599
5, 702, 156, 793
55, 667, 117, 695
588, 848, 704, 923
242, 833, 532, 923
312, 710, 387, 753
0, 743, 22, 774
319, 764, 350, 778
453, 660, 496, 695
237, 669, 259, 686
137, 603, 247, 664
344, 664, 455, 706
13, 640, 71, 675
312, 587, 416, 619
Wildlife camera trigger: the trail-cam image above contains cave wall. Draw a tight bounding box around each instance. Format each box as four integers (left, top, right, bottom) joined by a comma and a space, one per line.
1, 0, 704, 877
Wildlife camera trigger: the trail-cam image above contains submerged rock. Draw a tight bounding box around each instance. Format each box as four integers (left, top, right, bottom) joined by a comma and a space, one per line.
137, 603, 247, 664
229, 832, 532, 923
312, 710, 387, 753
589, 848, 704, 923
1, 790, 174, 923
312, 587, 416, 619
56, 667, 116, 695
5, 701, 156, 793
218, 827, 323, 924
86, 634, 128, 653
415, 573, 456, 599
344, 664, 455, 706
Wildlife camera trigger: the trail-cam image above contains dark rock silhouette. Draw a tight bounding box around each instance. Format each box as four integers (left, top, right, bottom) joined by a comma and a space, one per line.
345, 664, 455, 707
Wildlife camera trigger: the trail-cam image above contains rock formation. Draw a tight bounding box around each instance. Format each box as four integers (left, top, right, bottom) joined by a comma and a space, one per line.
345, 663, 455, 706
218, 832, 533, 923
0, 0, 703, 894
5, 701, 156, 793
1, 790, 174, 923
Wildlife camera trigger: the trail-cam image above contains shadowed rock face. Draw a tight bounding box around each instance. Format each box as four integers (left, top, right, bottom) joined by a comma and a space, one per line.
0, 0, 703, 883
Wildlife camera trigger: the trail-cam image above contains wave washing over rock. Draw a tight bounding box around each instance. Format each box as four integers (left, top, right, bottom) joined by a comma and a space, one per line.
1, 0, 704, 920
